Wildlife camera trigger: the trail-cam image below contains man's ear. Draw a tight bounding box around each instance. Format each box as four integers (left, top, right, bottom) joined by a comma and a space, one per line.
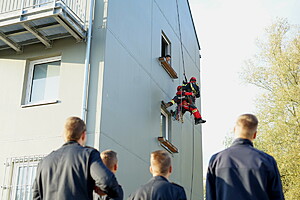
169, 165, 172, 173
114, 163, 118, 171
253, 131, 257, 140
149, 166, 153, 174
82, 131, 87, 140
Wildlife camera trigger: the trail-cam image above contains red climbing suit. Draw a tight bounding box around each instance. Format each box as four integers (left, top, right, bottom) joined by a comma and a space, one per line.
168, 89, 202, 121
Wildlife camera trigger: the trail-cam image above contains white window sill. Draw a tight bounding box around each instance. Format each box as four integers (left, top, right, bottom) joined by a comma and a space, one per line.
21, 100, 60, 108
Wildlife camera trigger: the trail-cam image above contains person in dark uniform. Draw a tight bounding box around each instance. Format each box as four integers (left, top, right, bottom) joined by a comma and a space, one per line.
95, 150, 123, 200
206, 114, 284, 200
127, 150, 187, 200
33, 117, 123, 200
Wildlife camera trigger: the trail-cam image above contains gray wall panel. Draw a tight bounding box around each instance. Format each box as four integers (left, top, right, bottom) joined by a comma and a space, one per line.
0, 0, 203, 199
102, 0, 203, 199
106, 0, 152, 76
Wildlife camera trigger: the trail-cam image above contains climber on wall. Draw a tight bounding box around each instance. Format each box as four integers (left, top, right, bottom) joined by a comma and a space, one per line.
182, 77, 200, 104
162, 85, 206, 125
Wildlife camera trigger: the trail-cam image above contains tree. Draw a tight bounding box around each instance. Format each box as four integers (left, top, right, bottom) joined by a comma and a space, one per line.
223, 130, 234, 148
242, 18, 300, 200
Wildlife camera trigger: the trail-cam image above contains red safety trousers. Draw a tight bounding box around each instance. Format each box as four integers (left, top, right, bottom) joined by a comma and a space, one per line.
180, 100, 202, 120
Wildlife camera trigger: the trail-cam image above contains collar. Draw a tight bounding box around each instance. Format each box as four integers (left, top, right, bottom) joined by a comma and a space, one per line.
231, 138, 253, 147
152, 176, 169, 182
63, 140, 79, 146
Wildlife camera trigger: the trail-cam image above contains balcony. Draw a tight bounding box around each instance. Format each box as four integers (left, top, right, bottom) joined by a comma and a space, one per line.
0, 0, 90, 52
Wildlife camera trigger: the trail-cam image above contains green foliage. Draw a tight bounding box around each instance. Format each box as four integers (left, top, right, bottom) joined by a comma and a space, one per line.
242, 18, 300, 200
223, 130, 234, 148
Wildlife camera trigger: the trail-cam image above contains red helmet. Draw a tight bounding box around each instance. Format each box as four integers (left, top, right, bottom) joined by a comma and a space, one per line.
190, 77, 196, 82
177, 86, 182, 91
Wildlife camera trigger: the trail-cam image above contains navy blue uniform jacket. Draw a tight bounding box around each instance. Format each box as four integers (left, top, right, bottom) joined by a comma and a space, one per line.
33, 141, 123, 200
206, 138, 284, 200
128, 176, 187, 200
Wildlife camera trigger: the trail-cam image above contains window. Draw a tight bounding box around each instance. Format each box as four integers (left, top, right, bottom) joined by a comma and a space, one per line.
1, 156, 44, 200
158, 108, 178, 153
159, 32, 178, 79
161, 32, 171, 58
25, 56, 61, 105
160, 108, 171, 140
13, 164, 37, 200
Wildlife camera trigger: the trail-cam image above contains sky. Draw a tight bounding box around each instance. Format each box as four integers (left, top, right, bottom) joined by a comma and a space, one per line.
188, 0, 300, 172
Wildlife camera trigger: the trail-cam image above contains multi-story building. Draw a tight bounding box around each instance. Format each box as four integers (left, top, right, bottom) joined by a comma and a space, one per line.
0, 0, 204, 199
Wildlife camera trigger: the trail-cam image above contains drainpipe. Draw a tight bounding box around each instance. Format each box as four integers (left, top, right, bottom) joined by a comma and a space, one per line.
81, 0, 95, 121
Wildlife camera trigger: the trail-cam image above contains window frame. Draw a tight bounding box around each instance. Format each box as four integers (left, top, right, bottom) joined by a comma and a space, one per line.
1, 156, 44, 200
161, 31, 171, 59
24, 56, 61, 106
160, 108, 171, 141
10, 161, 39, 200
159, 32, 178, 79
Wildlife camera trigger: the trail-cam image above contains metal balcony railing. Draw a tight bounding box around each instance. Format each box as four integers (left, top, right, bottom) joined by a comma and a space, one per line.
0, 0, 91, 52
0, 0, 89, 27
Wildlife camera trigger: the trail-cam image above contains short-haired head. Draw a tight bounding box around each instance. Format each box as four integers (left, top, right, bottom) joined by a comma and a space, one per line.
165, 55, 171, 58
235, 114, 258, 140
64, 117, 86, 142
101, 150, 118, 173
150, 150, 171, 177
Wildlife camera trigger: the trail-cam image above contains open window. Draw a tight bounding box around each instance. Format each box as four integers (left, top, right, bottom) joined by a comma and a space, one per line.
158, 107, 178, 153
159, 32, 178, 79
161, 32, 171, 58
160, 108, 170, 140
23, 56, 61, 106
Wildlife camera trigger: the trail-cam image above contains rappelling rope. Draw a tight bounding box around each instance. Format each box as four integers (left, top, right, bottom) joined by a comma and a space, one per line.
175, 0, 187, 84
175, 0, 185, 123
175, 0, 195, 199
